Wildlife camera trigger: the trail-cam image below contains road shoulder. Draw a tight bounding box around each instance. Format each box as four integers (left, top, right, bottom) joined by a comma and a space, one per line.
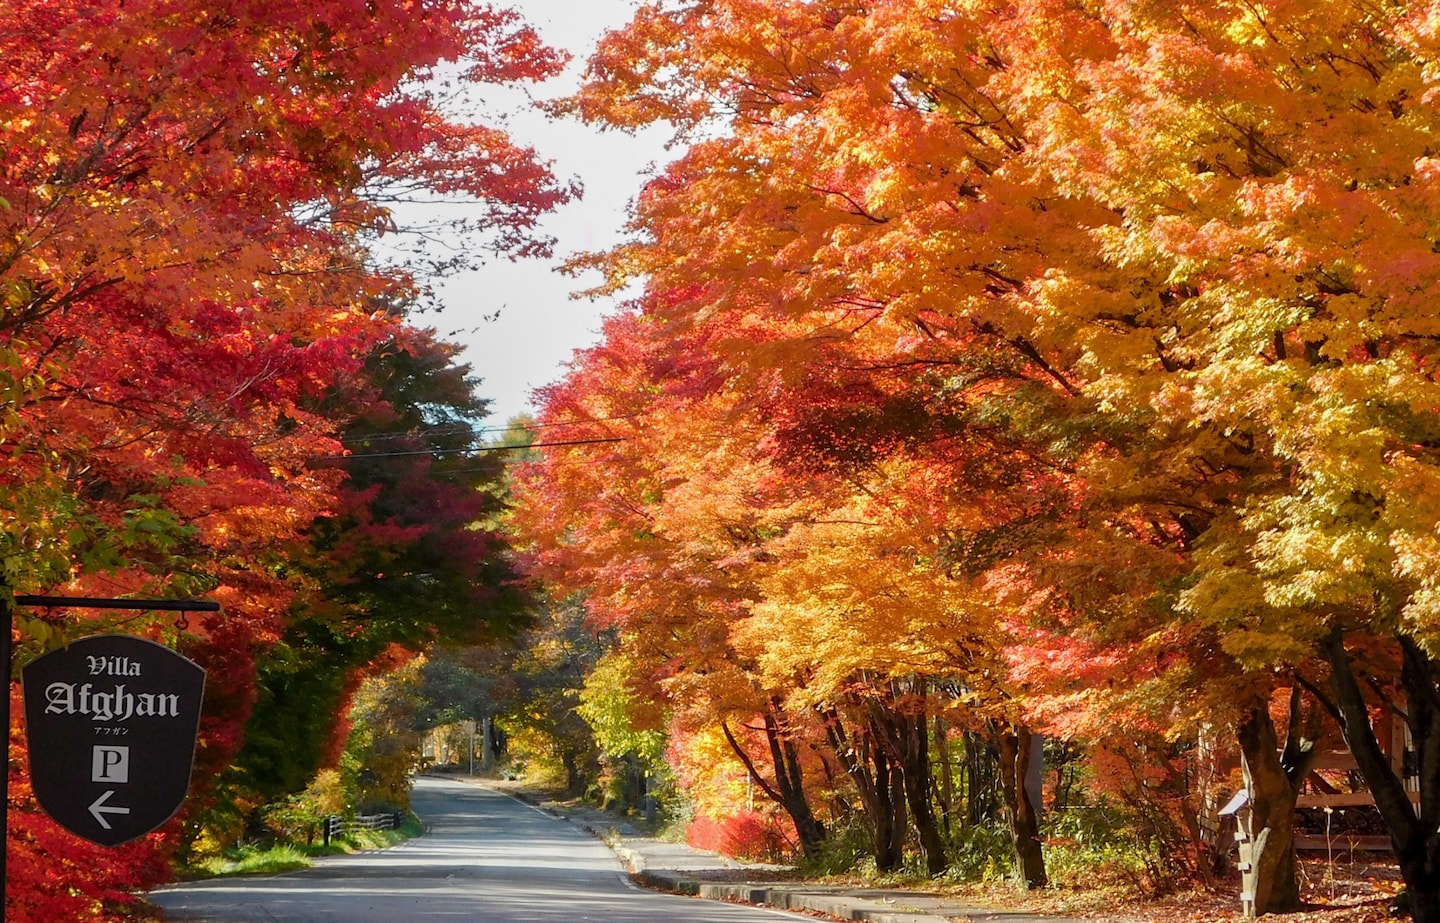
467, 776, 1070, 923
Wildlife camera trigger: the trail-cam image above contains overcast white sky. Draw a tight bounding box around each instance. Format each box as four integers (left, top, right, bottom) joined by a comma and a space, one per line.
421, 0, 672, 426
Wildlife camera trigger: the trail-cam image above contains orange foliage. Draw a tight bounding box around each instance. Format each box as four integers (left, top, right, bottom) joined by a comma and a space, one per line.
519, 0, 1440, 901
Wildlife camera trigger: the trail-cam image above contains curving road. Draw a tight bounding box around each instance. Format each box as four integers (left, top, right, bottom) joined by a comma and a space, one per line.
149, 776, 802, 922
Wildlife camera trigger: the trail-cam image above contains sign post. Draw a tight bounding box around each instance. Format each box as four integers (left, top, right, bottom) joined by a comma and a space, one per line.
2, 596, 217, 922
21, 634, 206, 846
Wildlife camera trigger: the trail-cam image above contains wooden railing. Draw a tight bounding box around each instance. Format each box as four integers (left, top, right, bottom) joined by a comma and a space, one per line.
322, 811, 406, 846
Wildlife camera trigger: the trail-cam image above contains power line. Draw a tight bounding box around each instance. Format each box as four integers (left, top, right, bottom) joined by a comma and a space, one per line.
342, 424, 477, 444
319, 436, 626, 461
338, 413, 642, 445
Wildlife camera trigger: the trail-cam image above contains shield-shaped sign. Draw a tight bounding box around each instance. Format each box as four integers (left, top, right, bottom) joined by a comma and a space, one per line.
22, 634, 206, 846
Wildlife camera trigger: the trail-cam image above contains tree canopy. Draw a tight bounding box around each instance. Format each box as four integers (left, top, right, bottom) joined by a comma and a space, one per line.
513, 0, 1440, 915
2, 0, 569, 918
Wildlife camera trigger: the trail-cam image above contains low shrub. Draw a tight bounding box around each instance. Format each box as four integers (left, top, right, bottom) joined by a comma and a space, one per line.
800, 813, 874, 877
686, 811, 794, 863
1042, 805, 1154, 893
945, 822, 1016, 883
260, 769, 352, 844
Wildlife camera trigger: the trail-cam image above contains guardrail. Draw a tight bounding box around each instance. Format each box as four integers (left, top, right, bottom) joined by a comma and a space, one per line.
322, 811, 407, 847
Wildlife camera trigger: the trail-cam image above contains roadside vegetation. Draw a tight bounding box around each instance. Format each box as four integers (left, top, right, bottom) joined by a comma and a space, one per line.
184, 816, 425, 880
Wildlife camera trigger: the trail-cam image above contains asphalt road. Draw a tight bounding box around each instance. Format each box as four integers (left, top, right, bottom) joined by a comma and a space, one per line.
149, 776, 805, 922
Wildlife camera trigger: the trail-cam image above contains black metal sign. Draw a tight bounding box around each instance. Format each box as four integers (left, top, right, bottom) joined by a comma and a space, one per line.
21, 634, 205, 846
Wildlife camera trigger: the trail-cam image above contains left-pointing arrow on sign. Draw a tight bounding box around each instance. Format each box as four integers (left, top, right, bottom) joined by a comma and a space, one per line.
88, 791, 131, 830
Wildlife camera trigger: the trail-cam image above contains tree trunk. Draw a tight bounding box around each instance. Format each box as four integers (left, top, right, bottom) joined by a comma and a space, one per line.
822, 704, 905, 872
963, 730, 993, 834
935, 715, 954, 840
562, 750, 580, 796
625, 753, 644, 812
864, 693, 948, 875
480, 714, 497, 773
720, 702, 827, 861
871, 724, 907, 873
766, 707, 828, 860
997, 722, 1047, 889
1235, 689, 1318, 915
1323, 630, 1440, 923
1397, 846, 1440, 923
886, 690, 947, 875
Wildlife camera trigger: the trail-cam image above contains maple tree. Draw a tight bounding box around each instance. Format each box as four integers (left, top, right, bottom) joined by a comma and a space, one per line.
511, 303, 848, 859
550, 0, 1440, 909
550, 0, 1096, 884
512, 286, 1067, 877
732, 470, 1006, 877
2, 0, 572, 599
1004, 1, 1440, 915
1, 0, 571, 916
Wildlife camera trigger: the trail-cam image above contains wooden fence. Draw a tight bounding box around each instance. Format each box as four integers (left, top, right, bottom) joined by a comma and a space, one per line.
322, 811, 407, 846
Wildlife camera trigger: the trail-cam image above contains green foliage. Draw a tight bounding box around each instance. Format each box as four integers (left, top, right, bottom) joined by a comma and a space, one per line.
191, 843, 313, 878
798, 812, 876, 877
943, 822, 1017, 884
500, 595, 603, 795
577, 649, 666, 766
186, 812, 423, 879
1040, 805, 1156, 893
182, 662, 426, 875
218, 332, 529, 839
576, 647, 682, 821
260, 770, 352, 845
306, 334, 532, 654
505, 726, 588, 791
343, 663, 425, 812
794, 792, 1164, 889
601, 756, 688, 829
2, 477, 204, 651
322, 814, 425, 854
234, 633, 354, 803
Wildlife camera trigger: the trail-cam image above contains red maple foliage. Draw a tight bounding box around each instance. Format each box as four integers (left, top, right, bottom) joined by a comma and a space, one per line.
2, 0, 570, 917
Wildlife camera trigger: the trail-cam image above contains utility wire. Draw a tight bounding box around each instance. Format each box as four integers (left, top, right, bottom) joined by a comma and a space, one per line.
339, 413, 642, 445
319, 436, 626, 461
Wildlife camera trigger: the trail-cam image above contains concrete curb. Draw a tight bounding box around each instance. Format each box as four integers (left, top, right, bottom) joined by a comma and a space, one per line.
613, 845, 953, 923
489, 781, 1067, 923
643, 872, 954, 922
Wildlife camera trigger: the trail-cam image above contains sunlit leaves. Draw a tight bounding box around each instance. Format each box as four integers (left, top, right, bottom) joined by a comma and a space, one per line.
578, 648, 667, 767
531, 0, 1440, 891
2, 0, 569, 916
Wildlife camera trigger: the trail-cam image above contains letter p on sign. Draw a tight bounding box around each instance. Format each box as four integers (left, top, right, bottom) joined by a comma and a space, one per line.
93, 746, 130, 783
